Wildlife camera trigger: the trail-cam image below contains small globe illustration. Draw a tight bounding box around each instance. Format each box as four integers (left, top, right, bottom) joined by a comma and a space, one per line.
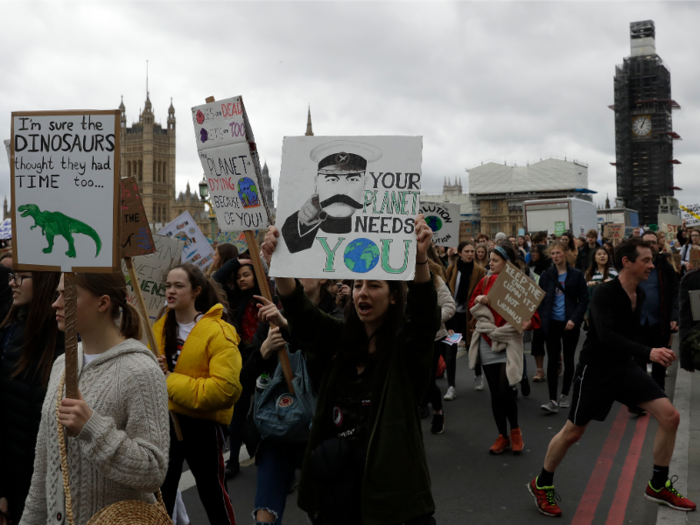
344, 238, 380, 273
425, 215, 443, 232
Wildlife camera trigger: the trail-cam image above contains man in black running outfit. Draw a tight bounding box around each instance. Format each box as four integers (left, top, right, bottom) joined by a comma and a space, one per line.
527, 238, 696, 517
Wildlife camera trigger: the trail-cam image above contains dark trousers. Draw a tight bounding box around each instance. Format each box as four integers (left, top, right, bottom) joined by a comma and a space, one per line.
228, 390, 252, 467
161, 414, 237, 525
545, 320, 580, 401
483, 362, 518, 436
424, 340, 445, 412
634, 322, 668, 391
446, 315, 481, 387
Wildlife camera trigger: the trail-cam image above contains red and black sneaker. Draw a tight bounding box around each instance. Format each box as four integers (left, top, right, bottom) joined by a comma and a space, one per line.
644, 476, 697, 511
527, 478, 562, 517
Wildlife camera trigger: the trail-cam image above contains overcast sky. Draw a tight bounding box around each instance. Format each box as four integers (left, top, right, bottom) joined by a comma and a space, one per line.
2, 1, 699, 214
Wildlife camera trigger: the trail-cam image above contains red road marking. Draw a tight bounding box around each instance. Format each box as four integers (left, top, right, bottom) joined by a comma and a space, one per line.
605, 414, 651, 525
571, 406, 629, 525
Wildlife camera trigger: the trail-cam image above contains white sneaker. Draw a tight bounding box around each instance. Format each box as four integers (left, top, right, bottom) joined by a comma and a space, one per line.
541, 400, 559, 413
559, 394, 570, 408
646, 363, 653, 374
444, 386, 457, 401
474, 376, 484, 391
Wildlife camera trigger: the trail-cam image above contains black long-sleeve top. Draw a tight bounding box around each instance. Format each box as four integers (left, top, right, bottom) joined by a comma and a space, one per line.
579, 277, 652, 367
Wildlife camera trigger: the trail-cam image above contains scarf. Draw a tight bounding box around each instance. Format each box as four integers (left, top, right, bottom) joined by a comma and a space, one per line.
456, 259, 474, 305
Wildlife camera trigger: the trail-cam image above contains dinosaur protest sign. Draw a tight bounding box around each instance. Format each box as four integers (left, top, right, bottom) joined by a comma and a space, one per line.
10, 110, 120, 272
418, 201, 460, 247
270, 136, 423, 280
487, 261, 545, 334
191, 96, 270, 232
122, 234, 185, 324
120, 177, 155, 258
158, 211, 215, 271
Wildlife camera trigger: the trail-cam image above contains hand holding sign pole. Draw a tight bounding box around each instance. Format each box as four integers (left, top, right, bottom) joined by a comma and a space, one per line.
197, 96, 294, 393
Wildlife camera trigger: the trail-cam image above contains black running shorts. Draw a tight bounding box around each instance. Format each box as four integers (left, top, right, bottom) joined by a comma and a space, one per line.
568, 361, 667, 426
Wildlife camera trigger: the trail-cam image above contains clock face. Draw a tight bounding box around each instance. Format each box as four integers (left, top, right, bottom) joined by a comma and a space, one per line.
632, 116, 652, 137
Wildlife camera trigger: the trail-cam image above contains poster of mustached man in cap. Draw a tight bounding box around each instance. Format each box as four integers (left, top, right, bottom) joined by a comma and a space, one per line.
282, 140, 382, 253
272, 136, 423, 281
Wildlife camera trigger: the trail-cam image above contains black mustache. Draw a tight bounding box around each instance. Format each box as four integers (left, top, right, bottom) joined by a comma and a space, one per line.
320, 195, 362, 209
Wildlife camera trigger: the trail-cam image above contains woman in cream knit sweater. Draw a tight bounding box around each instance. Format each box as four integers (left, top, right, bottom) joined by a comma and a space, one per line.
19, 273, 170, 525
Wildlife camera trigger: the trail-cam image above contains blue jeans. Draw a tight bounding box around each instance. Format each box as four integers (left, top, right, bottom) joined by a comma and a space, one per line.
254, 440, 306, 524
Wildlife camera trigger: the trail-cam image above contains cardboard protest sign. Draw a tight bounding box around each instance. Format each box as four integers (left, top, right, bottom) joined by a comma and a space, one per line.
270, 136, 423, 280
604, 223, 624, 241
459, 222, 472, 242
660, 222, 681, 237
691, 248, 700, 269
419, 201, 460, 247
120, 177, 155, 258
191, 96, 270, 232
158, 211, 215, 271
487, 261, 545, 333
0, 219, 11, 240
123, 234, 185, 324
10, 111, 120, 272
681, 204, 700, 228
673, 253, 682, 269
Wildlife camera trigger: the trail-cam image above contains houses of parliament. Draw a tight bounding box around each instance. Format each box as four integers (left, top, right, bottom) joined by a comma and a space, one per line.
117, 91, 278, 237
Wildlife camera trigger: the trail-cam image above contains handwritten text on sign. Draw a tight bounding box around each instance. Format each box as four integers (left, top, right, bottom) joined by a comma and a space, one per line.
120, 177, 155, 258
11, 112, 118, 271
418, 200, 460, 247
487, 261, 545, 333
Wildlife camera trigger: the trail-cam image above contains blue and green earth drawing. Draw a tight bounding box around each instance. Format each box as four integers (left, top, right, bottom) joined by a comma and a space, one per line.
238, 177, 260, 208
425, 215, 443, 232
344, 238, 380, 273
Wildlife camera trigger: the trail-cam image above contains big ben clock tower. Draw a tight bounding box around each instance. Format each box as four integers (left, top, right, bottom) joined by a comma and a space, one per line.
612, 20, 681, 226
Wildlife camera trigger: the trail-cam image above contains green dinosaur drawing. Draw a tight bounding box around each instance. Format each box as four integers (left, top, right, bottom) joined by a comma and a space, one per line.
18, 204, 102, 259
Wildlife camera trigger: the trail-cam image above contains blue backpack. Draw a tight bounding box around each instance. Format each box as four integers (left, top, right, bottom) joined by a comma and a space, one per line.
253, 348, 317, 443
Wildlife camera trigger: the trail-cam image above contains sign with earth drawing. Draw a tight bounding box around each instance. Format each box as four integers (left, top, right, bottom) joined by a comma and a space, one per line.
191, 96, 270, 232
418, 200, 460, 247
10, 110, 120, 272
158, 211, 215, 271
270, 136, 423, 280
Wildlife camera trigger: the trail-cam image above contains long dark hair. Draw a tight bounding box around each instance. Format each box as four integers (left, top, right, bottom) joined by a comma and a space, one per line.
585, 247, 613, 282
529, 244, 552, 276
492, 241, 521, 269
74, 272, 143, 341
1, 272, 61, 387
338, 280, 407, 365
561, 232, 576, 252
162, 264, 229, 361
209, 242, 238, 276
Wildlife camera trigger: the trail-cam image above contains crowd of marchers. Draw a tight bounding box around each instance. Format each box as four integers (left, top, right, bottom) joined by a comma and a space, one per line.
1, 217, 700, 525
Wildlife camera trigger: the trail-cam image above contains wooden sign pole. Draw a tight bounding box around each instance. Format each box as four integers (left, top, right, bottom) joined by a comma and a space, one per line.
124, 256, 184, 441
205, 96, 295, 394
63, 272, 79, 399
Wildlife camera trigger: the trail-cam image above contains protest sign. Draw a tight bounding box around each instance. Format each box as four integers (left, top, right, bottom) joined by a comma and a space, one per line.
681, 204, 700, 228
555, 221, 566, 236
271, 136, 423, 280
460, 222, 473, 242
120, 177, 155, 258
487, 261, 545, 333
216, 230, 250, 253
419, 201, 459, 247
673, 253, 682, 269
624, 226, 635, 238
123, 234, 185, 324
604, 223, 624, 241
158, 211, 214, 271
660, 222, 681, 237
691, 248, 700, 269
0, 219, 11, 240
191, 96, 270, 232
10, 111, 120, 272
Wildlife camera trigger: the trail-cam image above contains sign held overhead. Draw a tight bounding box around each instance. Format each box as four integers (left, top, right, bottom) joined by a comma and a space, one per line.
419, 200, 460, 247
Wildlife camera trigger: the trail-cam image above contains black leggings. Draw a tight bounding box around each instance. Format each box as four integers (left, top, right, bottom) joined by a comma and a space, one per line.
482, 362, 518, 436
425, 340, 444, 412
545, 320, 580, 400
445, 315, 481, 387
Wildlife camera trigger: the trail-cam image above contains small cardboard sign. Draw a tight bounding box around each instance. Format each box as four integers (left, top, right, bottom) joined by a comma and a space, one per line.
10, 110, 120, 272
555, 221, 566, 236
660, 222, 681, 236
487, 261, 545, 333
459, 221, 472, 242
418, 201, 459, 247
120, 177, 155, 258
691, 248, 700, 269
123, 234, 185, 324
673, 253, 682, 269
157, 211, 215, 271
0, 219, 11, 240
191, 96, 270, 233
604, 223, 624, 240
681, 204, 700, 228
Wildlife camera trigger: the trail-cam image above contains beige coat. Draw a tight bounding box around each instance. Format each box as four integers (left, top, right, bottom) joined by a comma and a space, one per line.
435, 277, 456, 341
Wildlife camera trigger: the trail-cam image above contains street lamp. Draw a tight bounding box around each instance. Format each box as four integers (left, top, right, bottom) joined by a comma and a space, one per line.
198, 175, 218, 239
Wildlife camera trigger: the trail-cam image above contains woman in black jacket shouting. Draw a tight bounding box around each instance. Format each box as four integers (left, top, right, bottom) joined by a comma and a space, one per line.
0, 271, 63, 524
537, 242, 589, 413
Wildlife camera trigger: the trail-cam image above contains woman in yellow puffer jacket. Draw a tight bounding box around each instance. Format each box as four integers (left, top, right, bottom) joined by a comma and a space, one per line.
153, 263, 242, 523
